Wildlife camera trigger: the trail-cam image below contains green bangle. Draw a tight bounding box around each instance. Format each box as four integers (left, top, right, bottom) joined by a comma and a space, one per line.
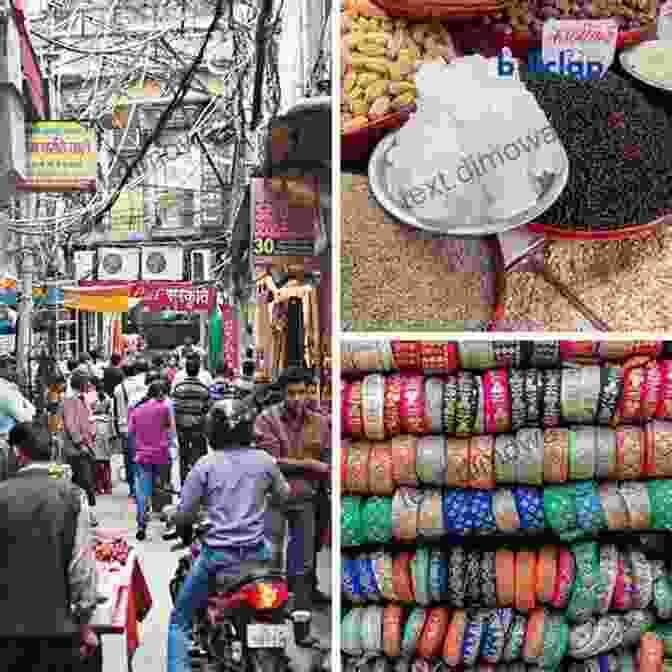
341, 607, 364, 655
401, 607, 427, 657
654, 622, 672, 657
543, 611, 569, 671
567, 541, 600, 623
544, 485, 578, 537
502, 613, 527, 662
342, 496, 364, 548
362, 496, 393, 545
648, 479, 672, 530
413, 546, 432, 606
656, 574, 672, 620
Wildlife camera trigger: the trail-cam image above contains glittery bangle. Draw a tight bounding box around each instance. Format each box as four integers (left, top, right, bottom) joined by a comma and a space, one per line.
442, 608, 467, 666
462, 610, 486, 666
561, 367, 593, 424
392, 486, 421, 542
342, 496, 364, 548
483, 369, 512, 435
347, 440, 372, 494
597, 366, 624, 425
648, 478, 672, 529
630, 548, 653, 610
544, 428, 570, 484
392, 552, 414, 603
442, 489, 473, 535
358, 553, 382, 602
382, 604, 404, 658
472, 489, 498, 533
342, 555, 364, 603
391, 435, 418, 487
649, 421, 672, 478
481, 551, 497, 608
416, 436, 447, 486
595, 427, 617, 480
493, 488, 521, 532
537, 545, 559, 605
456, 371, 479, 437
445, 437, 470, 488
515, 550, 537, 611
643, 362, 663, 420
657, 360, 672, 420
525, 368, 543, 429
496, 549, 515, 606
599, 481, 629, 530
369, 440, 394, 496
620, 481, 651, 530
567, 541, 600, 623
342, 381, 353, 436
384, 374, 402, 438
391, 340, 421, 370
508, 369, 527, 432
542, 369, 562, 428
494, 434, 518, 484
417, 487, 445, 539
570, 427, 597, 481
401, 607, 427, 658
465, 550, 482, 604
543, 484, 577, 538
424, 377, 445, 435
420, 341, 459, 374
443, 375, 458, 435
429, 548, 448, 603
363, 374, 386, 441
622, 608, 654, 647
616, 426, 644, 480
552, 547, 576, 609
459, 342, 496, 370
362, 497, 393, 544
513, 486, 545, 532
494, 340, 522, 368
502, 613, 528, 662
654, 570, 672, 620
621, 367, 644, 423
597, 544, 619, 615
574, 480, 607, 536
569, 615, 623, 659
400, 373, 425, 435
469, 435, 495, 489
523, 607, 546, 664
481, 608, 507, 663
530, 341, 560, 368
447, 547, 467, 607
417, 607, 451, 659
348, 381, 364, 439
561, 340, 598, 364
515, 428, 544, 486
543, 611, 569, 671
341, 438, 351, 493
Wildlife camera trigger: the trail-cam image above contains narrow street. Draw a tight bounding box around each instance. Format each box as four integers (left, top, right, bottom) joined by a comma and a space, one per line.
99, 454, 331, 672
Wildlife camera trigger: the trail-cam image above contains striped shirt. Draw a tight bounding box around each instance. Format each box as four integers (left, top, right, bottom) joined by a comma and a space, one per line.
172, 377, 211, 430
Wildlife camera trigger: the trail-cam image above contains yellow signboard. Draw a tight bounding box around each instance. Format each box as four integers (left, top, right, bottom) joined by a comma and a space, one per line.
16, 121, 97, 193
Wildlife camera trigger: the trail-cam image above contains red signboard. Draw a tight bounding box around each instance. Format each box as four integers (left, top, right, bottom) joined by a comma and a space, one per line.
221, 303, 240, 370
141, 282, 216, 313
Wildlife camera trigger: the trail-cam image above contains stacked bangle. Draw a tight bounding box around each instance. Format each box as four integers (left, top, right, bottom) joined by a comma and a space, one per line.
484, 369, 512, 434
456, 371, 479, 436
362, 497, 393, 544
392, 487, 421, 542
392, 552, 414, 603
525, 369, 543, 428
543, 370, 562, 428
496, 549, 516, 606
536, 545, 558, 604
391, 435, 418, 487
392, 340, 421, 370
442, 376, 458, 435
416, 436, 446, 486
495, 434, 518, 484
469, 435, 495, 489
383, 604, 404, 658
416, 607, 450, 659
442, 608, 467, 666
348, 381, 364, 438
417, 488, 444, 539
423, 377, 444, 435
369, 440, 394, 496
445, 437, 470, 488
459, 342, 496, 370
515, 428, 544, 485
515, 550, 537, 611
596, 366, 623, 425
530, 341, 560, 368
384, 374, 402, 437
420, 341, 458, 374
544, 428, 570, 483
509, 369, 527, 431
494, 340, 522, 368
400, 374, 425, 435
342, 496, 364, 547
347, 440, 371, 494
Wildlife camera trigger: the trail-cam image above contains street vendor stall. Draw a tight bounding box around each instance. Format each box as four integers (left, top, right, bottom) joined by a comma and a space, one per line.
91, 529, 152, 672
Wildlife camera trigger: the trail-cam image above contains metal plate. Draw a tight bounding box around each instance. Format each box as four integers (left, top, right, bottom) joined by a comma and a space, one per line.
246, 623, 289, 649
368, 130, 569, 237
620, 40, 672, 92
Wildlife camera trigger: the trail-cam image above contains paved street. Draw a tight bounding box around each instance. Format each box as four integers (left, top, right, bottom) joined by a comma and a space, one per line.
99, 455, 332, 672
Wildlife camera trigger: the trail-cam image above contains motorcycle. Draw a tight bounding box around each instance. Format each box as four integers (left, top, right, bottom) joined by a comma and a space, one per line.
168, 513, 296, 672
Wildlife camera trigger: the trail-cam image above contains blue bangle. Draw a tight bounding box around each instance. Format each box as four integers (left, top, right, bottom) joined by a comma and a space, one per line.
429, 548, 448, 603
471, 489, 497, 534
462, 610, 485, 666
443, 489, 473, 535
342, 555, 364, 603
481, 608, 508, 664
575, 480, 607, 533
512, 486, 545, 532
356, 553, 381, 602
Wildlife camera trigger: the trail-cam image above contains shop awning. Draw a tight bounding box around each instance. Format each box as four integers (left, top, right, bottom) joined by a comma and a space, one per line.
62, 284, 130, 313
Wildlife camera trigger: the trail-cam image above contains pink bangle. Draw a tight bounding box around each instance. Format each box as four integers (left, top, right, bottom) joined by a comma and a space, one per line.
483, 369, 512, 434
643, 362, 662, 420
559, 341, 577, 362
400, 373, 425, 435
552, 547, 576, 609
656, 361, 672, 419
612, 558, 627, 610
342, 381, 353, 436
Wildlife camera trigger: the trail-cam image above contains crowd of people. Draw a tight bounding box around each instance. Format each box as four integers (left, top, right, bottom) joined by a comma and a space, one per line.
0, 336, 331, 671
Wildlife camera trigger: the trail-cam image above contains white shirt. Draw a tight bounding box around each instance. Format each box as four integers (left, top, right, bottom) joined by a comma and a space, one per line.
171, 369, 213, 391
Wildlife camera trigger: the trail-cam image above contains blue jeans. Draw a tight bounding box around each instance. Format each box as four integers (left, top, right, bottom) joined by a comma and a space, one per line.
166, 541, 272, 672
134, 462, 171, 529
123, 434, 135, 496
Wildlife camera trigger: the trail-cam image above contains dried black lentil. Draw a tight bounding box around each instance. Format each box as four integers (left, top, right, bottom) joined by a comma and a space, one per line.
522, 70, 672, 232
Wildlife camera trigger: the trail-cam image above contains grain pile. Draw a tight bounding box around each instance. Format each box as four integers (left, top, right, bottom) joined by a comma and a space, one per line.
341, 173, 496, 328
504, 230, 672, 332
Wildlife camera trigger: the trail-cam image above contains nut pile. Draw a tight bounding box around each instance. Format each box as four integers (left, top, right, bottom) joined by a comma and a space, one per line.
341, 11, 457, 133
95, 539, 131, 566
529, 0, 657, 38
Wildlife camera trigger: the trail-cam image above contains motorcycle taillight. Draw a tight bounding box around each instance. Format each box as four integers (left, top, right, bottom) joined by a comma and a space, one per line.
242, 581, 289, 610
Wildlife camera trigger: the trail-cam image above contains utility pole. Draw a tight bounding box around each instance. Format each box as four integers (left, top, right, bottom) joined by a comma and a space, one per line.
16, 242, 33, 391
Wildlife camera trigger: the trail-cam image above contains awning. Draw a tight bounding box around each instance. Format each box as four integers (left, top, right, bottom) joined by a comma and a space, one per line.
62, 284, 130, 313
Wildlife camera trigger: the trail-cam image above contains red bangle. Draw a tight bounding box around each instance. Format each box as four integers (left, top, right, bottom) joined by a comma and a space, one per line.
419, 341, 458, 373
620, 367, 643, 422
656, 361, 672, 419
384, 374, 402, 438
391, 340, 421, 370
391, 435, 418, 486
400, 373, 425, 435
341, 438, 351, 492
392, 552, 414, 603
643, 361, 662, 420
483, 369, 512, 434
369, 440, 395, 496
383, 604, 404, 659
417, 607, 450, 659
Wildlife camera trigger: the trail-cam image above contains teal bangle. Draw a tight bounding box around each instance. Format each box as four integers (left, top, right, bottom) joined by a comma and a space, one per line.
361, 496, 393, 545
413, 546, 432, 606
342, 496, 364, 548
341, 607, 364, 655
544, 484, 578, 538
543, 611, 569, 670
401, 607, 427, 657
502, 613, 528, 662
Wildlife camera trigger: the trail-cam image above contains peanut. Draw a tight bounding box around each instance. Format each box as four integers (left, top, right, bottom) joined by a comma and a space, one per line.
365, 79, 389, 102
364, 32, 389, 46
369, 96, 391, 119
357, 72, 380, 87
389, 81, 416, 96
388, 62, 403, 82
351, 99, 369, 116
344, 71, 357, 93
391, 92, 416, 110
357, 42, 387, 57
354, 55, 389, 75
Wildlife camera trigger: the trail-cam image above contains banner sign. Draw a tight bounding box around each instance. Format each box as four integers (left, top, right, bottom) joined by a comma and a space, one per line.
221, 303, 240, 371
140, 282, 216, 313
16, 121, 97, 193
252, 177, 317, 266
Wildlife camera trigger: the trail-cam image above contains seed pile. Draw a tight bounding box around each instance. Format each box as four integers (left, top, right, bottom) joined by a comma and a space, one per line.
524, 71, 672, 232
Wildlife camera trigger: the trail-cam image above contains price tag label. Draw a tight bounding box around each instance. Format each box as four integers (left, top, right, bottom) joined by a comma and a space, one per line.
254, 238, 276, 255
253, 237, 314, 257
542, 19, 618, 79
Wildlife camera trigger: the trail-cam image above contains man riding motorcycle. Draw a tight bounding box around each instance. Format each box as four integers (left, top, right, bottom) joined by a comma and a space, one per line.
166, 396, 291, 672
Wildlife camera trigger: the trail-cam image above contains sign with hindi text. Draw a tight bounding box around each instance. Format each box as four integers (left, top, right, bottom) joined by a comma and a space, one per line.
140, 282, 215, 313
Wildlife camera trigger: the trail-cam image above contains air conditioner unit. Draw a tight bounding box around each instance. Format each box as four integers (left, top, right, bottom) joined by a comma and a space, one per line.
97, 247, 140, 281
190, 250, 211, 282
141, 246, 183, 281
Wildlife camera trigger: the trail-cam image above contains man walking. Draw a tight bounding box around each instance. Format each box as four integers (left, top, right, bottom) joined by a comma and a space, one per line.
172, 355, 211, 485
102, 352, 124, 398
254, 366, 330, 646
0, 422, 100, 671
